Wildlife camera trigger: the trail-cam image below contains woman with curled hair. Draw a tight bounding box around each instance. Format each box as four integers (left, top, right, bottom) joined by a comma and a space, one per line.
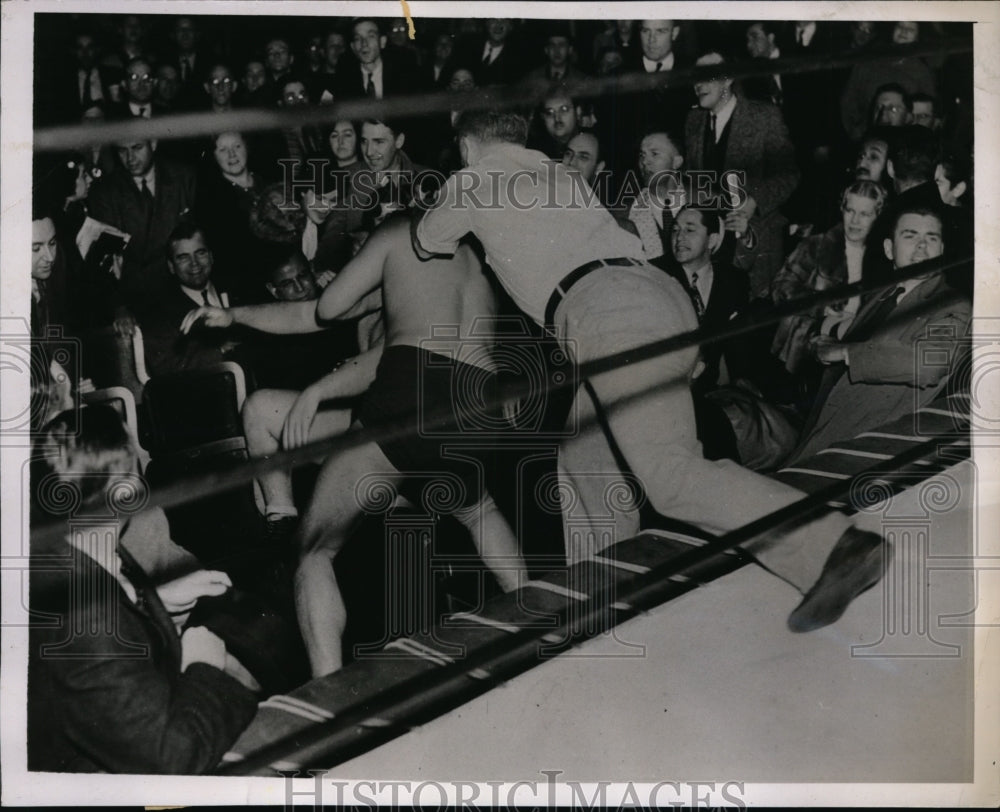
771, 180, 887, 378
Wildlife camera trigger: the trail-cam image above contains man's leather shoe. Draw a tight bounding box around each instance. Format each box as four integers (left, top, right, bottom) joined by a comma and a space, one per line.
787, 527, 892, 633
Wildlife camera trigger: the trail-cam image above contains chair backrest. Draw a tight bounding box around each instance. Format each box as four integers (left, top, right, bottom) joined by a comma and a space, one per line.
80, 326, 146, 404
81, 385, 150, 471
142, 362, 247, 457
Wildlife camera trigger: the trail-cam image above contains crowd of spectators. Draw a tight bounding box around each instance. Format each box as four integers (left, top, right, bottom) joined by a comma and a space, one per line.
28, 14, 973, 773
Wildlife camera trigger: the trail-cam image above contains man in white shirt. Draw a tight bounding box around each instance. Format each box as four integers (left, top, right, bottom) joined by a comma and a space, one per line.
122, 57, 157, 118
414, 110, 890, 634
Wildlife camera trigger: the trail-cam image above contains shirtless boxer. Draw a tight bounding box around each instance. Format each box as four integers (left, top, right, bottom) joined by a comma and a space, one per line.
182, 214, 525, 676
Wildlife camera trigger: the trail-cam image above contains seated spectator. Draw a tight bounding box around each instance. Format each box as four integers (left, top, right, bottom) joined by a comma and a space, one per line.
384, 17, 421, 72
684, 51, 799, 299
595, 47, 624, 76
840, 21, 937, 142
154, 65, 182, 113
527, 86, 581, 159
327, 117, 428, 239
877, 125, 970, 264
195, 132, 271, 301
202, 62, 239, 113
742, 21, 784, 106
237, 58, 270, 108
49, 28, 122, 125
240, 249, 369, 536
423, 32, 456, 89
787, 204, 971, 465
853, 128, 894, 186
262, 36, 297, 105
308, 29, 347, 103
771, 181, 887, 379
274, 78, 325, 181
87, 132, 198, 317
562, 128, 608, 196
667, 206, 750, 390
464, 18, 522, 87
28, 405, 260, 773
166, 16, 208, 108
523, 25, 588, 83
421, 67, 476, 172
935, 152, 971, 209
910, 92, 942, 130
627, 130, 686, 260
871, 83, 912, 128
136, 222, 245, 377
591, 20, 638, 66
334, 18, 420, 100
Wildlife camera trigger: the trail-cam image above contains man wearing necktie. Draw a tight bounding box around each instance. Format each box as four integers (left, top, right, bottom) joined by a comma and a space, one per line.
789, 205, 971, 465
135, 223, 242, 377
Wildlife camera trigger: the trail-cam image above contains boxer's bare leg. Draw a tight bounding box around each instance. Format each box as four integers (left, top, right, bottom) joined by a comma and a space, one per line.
295, 433, 401, 677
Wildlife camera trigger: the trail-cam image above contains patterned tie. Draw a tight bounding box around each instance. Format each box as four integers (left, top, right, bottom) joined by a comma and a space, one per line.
689, 272, 706, 319
364, 71, 376, 98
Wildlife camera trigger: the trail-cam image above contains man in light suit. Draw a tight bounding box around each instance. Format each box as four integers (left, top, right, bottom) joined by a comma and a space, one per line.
789, 204, 970, 464
683, 52, 799, 300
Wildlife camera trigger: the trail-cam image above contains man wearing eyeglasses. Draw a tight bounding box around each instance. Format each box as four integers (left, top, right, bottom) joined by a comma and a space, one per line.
872, 84, 912, 129
121, 57, 160, 119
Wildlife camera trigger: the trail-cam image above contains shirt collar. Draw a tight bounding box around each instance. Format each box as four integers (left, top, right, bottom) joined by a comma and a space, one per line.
180, 281, 219, 306
713, 93, 738, 134
132, 166, 156, 191
797, 22, 817, 46
642, 52, 675, 72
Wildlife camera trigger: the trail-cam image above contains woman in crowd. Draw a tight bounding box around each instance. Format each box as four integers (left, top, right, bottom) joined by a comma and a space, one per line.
770, 179, 887, 402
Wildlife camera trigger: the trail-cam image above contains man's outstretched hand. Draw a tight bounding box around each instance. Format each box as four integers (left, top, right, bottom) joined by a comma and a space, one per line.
180, 306, 233, 334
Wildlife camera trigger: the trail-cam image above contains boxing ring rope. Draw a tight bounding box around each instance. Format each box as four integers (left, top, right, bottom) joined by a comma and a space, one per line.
28, 251, 973, 547
217, 432, 966, 775
25, 34, 976, 772
33, 38, 971, 152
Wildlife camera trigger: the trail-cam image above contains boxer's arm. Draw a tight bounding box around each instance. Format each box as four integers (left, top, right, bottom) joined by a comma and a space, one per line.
316, 228, 389, 321
412, 171, 471, 260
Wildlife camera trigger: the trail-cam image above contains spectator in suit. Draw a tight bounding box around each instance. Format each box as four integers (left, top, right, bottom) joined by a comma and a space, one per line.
742, 21, 784, 107
384, 17, 421, 72
237, 58, 270, 108
154, 64, 182, 112
424, 33, 456, 89
627, 130, 686, 261
51, 30, 122, 125
522, 26, 589, 84
788, 205, 970, 465
935, 152, 970, 209
684, 51, 799, 299
910, 92, 942, 131
840, 21, 937, 142
263, 37, 296, 105
599, 19, 692, 177
667, 206, 750, 390
88, 135, 198, 317
871, 83, 912, 128
120, 57, 160, 119
28, 405, 261, 774
853, 127, 894, 186
527, 87, 581, 159
167, 16, 208, 109
201, 62, 239, 113
104, 14, 150, 71
562, 129, 606, 189
469, 18, 523, 87
136, 222, 242, 378
308, 30, 347, 104
591, 20, 638, 66
335, 17, 417, 100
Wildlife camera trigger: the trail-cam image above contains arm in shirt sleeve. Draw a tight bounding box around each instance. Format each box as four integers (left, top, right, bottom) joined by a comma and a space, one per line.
413, 170, 474, 259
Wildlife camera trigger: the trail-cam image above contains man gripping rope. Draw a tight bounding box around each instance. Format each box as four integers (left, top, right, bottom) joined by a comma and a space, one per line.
411, 110, 891, 634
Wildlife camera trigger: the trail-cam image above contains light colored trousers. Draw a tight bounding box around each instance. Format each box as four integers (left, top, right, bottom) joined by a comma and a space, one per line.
552, 264, 848, 592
